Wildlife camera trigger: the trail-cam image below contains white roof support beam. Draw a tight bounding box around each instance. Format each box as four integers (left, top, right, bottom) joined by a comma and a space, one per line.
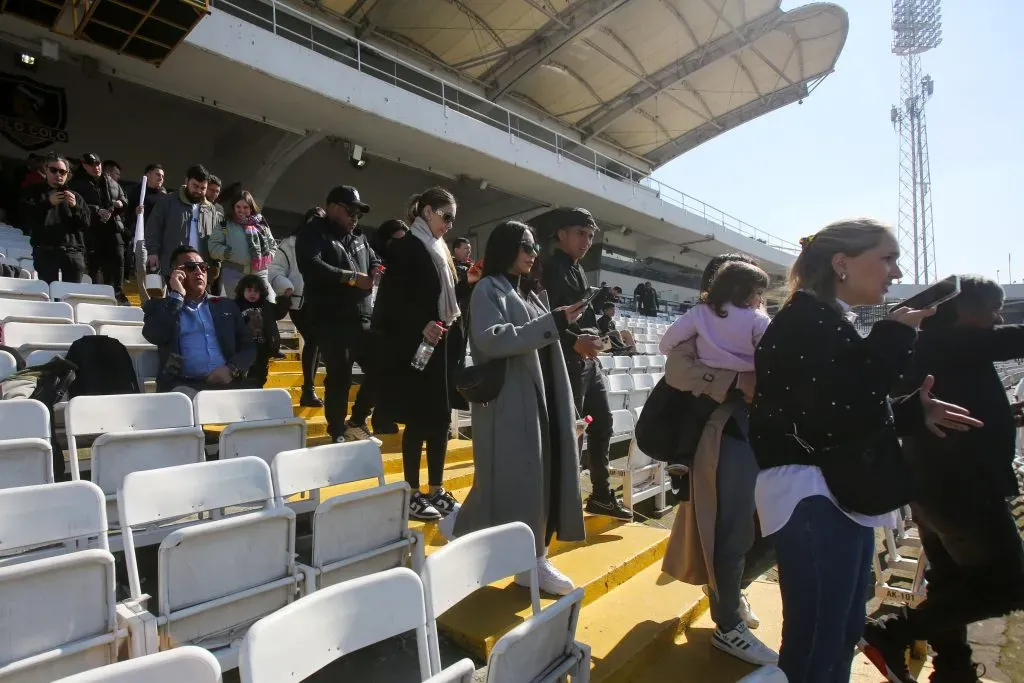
483, 0, 633, 100
578, 8, 785, 140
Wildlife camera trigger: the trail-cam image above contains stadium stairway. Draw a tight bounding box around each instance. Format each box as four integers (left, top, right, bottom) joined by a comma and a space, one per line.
127, 288, 941, 681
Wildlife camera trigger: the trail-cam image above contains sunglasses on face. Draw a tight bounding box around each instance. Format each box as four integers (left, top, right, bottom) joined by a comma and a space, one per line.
519, 241, 541, 255
342, 205, 363, 219
47, 167, 68, 176
180, 261, 209, 273
435, 211, 454, 225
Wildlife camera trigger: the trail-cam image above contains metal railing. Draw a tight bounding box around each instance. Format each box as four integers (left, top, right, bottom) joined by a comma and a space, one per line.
210, 0, 797, 253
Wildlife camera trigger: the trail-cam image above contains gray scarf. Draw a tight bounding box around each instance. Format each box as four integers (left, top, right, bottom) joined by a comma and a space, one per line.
410, 217, 460, 326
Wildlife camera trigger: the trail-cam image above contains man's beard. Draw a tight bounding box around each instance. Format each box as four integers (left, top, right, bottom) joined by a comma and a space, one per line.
185, 189, 204, 203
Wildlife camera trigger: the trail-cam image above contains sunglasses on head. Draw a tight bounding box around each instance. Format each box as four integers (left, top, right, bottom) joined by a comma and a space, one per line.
519, 241, 541, 255
180, 261, 208, 273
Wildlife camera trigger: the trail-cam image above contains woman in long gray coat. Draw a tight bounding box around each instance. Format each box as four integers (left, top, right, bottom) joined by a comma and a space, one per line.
453, 220, 587, 596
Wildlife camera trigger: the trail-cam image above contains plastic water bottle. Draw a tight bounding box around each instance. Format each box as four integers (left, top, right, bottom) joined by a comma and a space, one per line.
411, 322, 444, 371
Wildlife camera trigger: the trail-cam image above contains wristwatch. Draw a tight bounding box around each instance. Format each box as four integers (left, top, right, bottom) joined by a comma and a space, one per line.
227, 364, 242, 379
345, 273, 356, 286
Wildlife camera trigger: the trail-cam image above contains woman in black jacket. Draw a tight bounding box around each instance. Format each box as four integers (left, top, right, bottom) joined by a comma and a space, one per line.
373, 187, 461, 521
861, 276, 1024, 683
749, 218, 979, 683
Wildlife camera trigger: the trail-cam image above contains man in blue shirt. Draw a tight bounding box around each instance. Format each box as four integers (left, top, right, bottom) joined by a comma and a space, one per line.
142, 245, 255, 393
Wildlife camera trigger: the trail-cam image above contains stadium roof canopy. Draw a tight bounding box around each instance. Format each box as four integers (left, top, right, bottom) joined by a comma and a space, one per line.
329, 0, 849, 169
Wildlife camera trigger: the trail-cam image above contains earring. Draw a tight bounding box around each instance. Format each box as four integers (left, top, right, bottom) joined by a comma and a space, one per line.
839, 273, 848, 282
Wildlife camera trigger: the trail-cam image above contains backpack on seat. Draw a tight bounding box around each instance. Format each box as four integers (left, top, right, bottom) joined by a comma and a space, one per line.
65, 335, 141, 397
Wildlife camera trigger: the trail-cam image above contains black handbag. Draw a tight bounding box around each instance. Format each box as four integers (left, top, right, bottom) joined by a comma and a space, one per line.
816, 421, 915, 516
455, 359, 506, 405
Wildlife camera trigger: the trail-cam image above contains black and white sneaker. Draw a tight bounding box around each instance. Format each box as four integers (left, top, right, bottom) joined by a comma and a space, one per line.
711, 622, 778, 666
409, 491, 442, 521
428, 487, 459, 517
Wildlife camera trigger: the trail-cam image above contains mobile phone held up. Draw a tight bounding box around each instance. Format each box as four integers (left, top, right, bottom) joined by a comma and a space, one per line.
894, 275, 960, 311
576, 286, 601, 309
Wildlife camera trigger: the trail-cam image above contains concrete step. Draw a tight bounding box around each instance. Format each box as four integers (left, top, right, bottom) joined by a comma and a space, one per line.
317, 455, 477, 500
436, 522, 670, 660
584, 563, 707, 683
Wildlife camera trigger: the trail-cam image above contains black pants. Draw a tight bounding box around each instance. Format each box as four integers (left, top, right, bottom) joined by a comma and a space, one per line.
566, 354, 613, 497
34, 249, 86, 284
123, 239, 134, 280
289, 306, 320, 389
318, 327, 375, 440
88, 239, 125, 296
897, 495, 1024, 673
402, 419, 449, 489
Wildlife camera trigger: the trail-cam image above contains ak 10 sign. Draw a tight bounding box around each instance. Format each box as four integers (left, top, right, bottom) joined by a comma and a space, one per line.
0, 72, 69, 152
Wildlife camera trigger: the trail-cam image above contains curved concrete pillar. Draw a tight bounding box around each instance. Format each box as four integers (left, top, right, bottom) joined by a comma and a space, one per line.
250, 130, 328, 206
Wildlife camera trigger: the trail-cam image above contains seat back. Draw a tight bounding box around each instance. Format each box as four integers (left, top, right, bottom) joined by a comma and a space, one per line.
118, 457, 277, 598
485, 589, 585, 683
49, 282, 116, 305
0, 481, 108, 567
631, 355, 650, 372
195, 389, 305, 465
0, 350, 15, 380
238, 567, 431, 683
0, 550, 120, 682
421, 523, 539, 673
0, 276, 49, 301
52, 646, 222, 683
76, 303, 143, 327
423, 659, 475, 683
0, 399, 53, 489
611, 356, 632, 373
0, 299, 73, 324
25, 349, 64, 366
95, 324, 148, 346
273, 442, 413, 586
3, 322, 94, 350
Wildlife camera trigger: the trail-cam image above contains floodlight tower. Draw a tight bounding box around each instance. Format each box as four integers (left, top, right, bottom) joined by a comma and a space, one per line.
891, 0, 942, 284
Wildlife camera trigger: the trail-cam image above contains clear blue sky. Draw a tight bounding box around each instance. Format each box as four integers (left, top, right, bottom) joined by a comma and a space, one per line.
653, 0, 1023, 283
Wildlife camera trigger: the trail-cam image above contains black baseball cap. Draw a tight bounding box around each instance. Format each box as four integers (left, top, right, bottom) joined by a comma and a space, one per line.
326, 185, 371, 213
530, 207, 599, 233
81, 153, 101, 165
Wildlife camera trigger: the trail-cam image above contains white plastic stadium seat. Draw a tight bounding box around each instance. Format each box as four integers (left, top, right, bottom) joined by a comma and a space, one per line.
272, 441, 423, 591
239, 568, 472, 683
0, 481, 131, 682
52, 646, 222, 683
2, 322, 93, 354
0, 275, 49, 301
75, 302, 143, 328
604, 373, 632, 411
194, 389, 306, 465
0, 299, 73, 324
0, 398, 53, 489
0, 349, 17, 380
738, 665, 788, 682
118, 457, 303, 671
609, 406, 670, 514
49, 282, 116, 307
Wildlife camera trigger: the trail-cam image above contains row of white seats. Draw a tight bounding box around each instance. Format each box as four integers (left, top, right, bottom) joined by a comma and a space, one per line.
597, 354, 666, 375
605, 372, 663, 411
0, 299, 142, 327
4, 451, 589, 681
0, 225, 34, 276
0, 276, 117, 306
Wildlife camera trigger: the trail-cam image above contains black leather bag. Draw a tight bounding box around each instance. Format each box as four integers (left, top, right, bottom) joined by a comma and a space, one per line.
455, 359, 506, 405
817, 423, 915, 516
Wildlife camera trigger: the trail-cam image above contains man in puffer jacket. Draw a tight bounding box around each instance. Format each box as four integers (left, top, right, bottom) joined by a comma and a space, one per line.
270, 206, 322, 407
20, 152, 91, 283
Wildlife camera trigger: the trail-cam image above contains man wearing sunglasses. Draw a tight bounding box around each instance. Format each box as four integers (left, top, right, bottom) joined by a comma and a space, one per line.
295, 185, 383, 444
142, 245, 255, 393
19, 151, 92, 283
70, 152, 130, 304
536, 207, 632, 521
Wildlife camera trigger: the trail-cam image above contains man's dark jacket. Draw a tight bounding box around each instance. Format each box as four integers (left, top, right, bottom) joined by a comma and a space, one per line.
541, 247, 599, 358
19, 183, 91, 251
897, 323, 1024, 501
142, 292, 256, 391
68, 172, 129, 245
294, 216, 380, 341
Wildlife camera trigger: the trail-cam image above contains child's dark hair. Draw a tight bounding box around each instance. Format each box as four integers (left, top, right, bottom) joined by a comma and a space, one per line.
702, 261, 769, 318
235, 273, 270, 301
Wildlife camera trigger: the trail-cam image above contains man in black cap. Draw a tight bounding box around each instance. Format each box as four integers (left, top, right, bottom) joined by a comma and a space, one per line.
537, 207, 631, 520
69, 152, 130, 303
295, 185, 383, 444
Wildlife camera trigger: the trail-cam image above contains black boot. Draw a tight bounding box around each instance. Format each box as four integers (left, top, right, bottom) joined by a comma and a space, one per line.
859, 608, 917, 683
299, 386, 323, 408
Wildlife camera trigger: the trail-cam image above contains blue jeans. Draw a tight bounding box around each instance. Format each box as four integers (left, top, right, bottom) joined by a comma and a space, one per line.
773, 495, 874, 683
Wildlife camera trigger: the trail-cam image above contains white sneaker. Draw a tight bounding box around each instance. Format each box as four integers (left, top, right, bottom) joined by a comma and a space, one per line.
702, 586, 760, 630
514, 557, 575, 596
342, 421, 382, 446
712, 622, 778, 666
739, 592, 760, 629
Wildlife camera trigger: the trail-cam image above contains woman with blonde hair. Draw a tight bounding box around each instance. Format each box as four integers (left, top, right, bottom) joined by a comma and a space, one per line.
749, 218, 981, 682
208, 188, 277, 301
